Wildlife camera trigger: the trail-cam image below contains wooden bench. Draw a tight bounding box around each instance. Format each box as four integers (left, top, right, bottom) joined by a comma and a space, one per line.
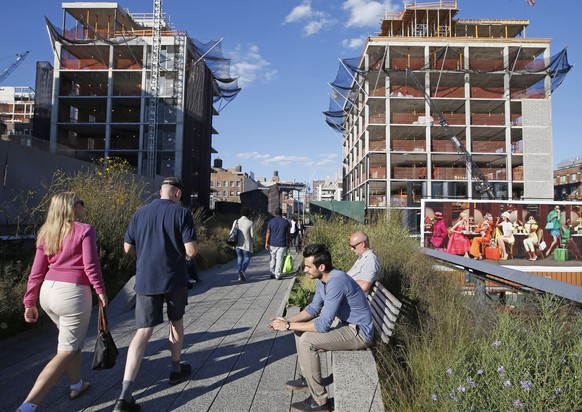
328, 282, 402, 411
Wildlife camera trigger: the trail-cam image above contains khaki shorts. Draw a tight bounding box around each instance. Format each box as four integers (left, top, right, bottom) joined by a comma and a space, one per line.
40, 280, 92, 352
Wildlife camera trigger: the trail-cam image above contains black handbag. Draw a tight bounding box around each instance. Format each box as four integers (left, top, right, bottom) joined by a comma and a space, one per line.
92, 303, 119, 370
226, 220, 239, 247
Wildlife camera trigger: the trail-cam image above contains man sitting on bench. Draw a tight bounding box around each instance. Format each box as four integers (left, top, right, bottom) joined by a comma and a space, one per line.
268, 243, 373, 412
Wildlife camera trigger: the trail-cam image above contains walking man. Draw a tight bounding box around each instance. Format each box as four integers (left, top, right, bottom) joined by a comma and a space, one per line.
265, 207, 290, 280
268, 244, 373, 411
113, 177, 197, 412
347, 231, 380, 293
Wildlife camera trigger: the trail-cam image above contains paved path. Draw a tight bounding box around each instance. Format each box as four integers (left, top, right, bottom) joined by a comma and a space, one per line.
0, 250, 325, 411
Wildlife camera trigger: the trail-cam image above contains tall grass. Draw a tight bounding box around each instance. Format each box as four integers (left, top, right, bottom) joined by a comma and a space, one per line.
292, 211, 582, 411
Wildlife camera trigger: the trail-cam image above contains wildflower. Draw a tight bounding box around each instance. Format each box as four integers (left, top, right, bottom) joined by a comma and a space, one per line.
561, 358, 567, 364
449, 391, 458, 401
477, 369, 484, 376
520, 380, 532, 391
457, 385, 466, 393
575, 353, 580, 358
497, 366, 505, 373
431, 394, 438, 401
467, 377, 476, 387
491, 340, 502, 347
503, 380, 512, 388
555, 388, 562, 395
513, 400, 523, 407
446, 367, 453, 375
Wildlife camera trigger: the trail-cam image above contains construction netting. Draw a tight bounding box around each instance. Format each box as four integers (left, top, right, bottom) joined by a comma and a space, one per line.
324, 46, 572, 132
45, 17, 240, 111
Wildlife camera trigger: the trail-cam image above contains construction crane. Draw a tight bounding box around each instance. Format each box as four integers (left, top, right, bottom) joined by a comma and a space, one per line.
0, 51, 29, 84
405, 68, 496, 199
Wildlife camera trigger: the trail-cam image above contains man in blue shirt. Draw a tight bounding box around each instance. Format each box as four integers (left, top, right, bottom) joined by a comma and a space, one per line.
265, 207, 290, 280
268, 244, 373, 412
114, 177, 197, 412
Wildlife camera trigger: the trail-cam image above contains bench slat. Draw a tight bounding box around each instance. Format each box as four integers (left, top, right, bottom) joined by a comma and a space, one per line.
368, 282, 402, 344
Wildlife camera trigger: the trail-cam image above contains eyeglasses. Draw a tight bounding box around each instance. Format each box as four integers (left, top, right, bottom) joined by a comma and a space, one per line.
76, 200, 85, 207
350, 241, 362, 249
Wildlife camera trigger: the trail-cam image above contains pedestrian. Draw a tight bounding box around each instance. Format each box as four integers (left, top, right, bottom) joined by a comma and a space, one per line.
289, 216, 298, 252
113, 177, 197, 412
231, 207, 254, 281
268, 243, 373, 412
18, 192, 107, 412
347, 231, 380, 293
265, 207, 290, 280
296, 218, 305, 253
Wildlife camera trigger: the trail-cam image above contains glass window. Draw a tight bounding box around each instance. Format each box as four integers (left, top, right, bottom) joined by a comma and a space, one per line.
571, 173, 577, 182
223, 190, 227, 196
230, 191, 234, 196
210, 181, 214, 187
216, 181, 221, 187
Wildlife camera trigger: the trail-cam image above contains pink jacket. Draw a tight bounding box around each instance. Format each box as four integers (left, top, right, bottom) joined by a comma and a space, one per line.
23, 222, 106, 308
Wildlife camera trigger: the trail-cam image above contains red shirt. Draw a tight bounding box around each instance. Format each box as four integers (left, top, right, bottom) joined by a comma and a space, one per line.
23, 222, 105, 308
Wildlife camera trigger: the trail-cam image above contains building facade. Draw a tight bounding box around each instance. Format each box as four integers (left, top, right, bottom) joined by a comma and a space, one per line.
335, 1, 568, 228
43, 2, 239, 209
0, 86, 35, 137
313, 173, 343, 201
554, 157, 582, 201
210, 159, 258, 207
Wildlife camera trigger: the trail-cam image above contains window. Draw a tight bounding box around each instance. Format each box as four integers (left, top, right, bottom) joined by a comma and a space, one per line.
560, 176, 567, 184
210, 181, 214, 187
571, 173, 577, 182
236, 181, 241, 187
230, 181, 235, 187
216, 181, 221, 187
223, 190, 227, 196
230, 191, 234, 196
223, 181, 227, 187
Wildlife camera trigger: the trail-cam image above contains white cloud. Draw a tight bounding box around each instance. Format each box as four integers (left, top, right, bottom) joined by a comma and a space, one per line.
341, 37, 366, 49
236, 151, 338, 169
228, 44, 278, 88
342, 0, 398, 28
284, 0, 335, 36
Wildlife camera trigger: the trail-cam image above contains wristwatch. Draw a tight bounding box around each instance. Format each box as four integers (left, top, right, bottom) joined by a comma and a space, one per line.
285, 321, 291, 331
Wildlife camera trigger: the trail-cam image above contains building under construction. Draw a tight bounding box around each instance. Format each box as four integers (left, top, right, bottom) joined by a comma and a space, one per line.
325, 1, 572, 227
40, 2, 240, 208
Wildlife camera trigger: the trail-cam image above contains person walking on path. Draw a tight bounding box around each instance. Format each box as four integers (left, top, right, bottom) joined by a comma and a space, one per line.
231, 207, 254, 281
268, 243, 373, 412
114, 177, 197, 412
265, 207, 290, 280
347, 231, 380, 294
18, 192, 107, 412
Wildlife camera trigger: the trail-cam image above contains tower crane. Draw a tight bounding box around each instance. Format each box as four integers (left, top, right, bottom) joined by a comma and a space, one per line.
405, 68, 496, 199
0, 51, 29, 84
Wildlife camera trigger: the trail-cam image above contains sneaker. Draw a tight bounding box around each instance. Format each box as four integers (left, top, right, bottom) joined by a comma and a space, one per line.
69, 380, 90, 400
275, 276, 283, 280
169, 362, 192, 385
238, 271, 247, 281
270, 274, 276, 279
285, 376, 308, 391
290, 396, 330, 412
187, 280, 196, 289
113, 399, 141, 412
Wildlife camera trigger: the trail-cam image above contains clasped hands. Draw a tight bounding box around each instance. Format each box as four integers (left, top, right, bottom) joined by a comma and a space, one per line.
268, 316, 288, 331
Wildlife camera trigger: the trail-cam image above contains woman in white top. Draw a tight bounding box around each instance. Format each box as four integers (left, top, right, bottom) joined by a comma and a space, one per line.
231, 207, 254, 281
497, 211, 515, 260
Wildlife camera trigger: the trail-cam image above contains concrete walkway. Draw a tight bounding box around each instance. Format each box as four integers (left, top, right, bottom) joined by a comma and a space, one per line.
0, 250, 324, 411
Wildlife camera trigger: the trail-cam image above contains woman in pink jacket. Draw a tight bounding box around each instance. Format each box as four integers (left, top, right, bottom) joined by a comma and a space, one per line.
18, 192, 107, 412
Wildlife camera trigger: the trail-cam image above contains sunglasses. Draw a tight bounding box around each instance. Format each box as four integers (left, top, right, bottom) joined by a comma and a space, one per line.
350, 241, 362, 249
76, 200, 85, 207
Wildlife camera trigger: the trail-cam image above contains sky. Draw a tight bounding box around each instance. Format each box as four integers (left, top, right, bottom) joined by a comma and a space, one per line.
2, 0, 580, 187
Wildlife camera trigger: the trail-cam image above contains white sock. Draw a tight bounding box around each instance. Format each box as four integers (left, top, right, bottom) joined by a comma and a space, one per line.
17, 402, 37, 412
70, 379, 83, 390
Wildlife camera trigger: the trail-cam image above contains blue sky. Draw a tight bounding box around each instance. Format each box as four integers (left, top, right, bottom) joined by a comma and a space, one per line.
2, 0, 580, 186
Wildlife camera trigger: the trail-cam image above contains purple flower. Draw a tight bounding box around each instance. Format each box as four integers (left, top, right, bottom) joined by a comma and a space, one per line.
497, 366, 505, 373
449, 391, 458, 401
520, 380, 532, 391
491, 340, 502, 347
555, 388, 562, 395
431, 393, 438, 401
446, 367, 453, 375
477, 369, 484, 376
513, 399, 523, 408
503, 380, 512, 388
467, 377, 476, 387
457, 385, 466, 393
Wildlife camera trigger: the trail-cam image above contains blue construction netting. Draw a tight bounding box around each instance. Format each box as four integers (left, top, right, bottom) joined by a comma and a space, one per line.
324, 47, 573, 132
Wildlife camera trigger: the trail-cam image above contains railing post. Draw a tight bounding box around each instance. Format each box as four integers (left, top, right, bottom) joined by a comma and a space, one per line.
466, 269, 487, 305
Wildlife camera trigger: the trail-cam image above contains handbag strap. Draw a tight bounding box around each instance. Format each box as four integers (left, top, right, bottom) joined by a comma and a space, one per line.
97, 303, 109, 333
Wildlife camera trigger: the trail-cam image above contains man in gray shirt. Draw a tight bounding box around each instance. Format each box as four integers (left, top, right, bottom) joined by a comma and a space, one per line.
268, 243, 373, 412
347, 231, 380, 293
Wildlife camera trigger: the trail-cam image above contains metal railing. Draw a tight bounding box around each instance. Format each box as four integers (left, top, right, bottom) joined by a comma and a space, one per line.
422, 247, 582, 305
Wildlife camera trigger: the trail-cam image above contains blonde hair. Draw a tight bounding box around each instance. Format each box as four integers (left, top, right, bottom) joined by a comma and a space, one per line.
36, 192, 79, 255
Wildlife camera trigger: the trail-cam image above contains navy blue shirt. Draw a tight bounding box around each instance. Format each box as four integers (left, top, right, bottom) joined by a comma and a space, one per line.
125, 199, 197, 295
305, 269, 374, 344
267, 216, 290, 247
